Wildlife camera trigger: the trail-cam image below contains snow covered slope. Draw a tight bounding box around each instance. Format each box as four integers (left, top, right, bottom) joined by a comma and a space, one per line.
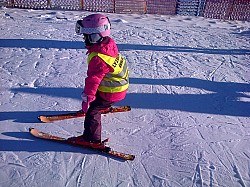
0, 7, 250, 187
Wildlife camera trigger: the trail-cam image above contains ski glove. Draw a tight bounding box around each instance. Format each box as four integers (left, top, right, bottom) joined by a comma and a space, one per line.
81, 92, 95, 113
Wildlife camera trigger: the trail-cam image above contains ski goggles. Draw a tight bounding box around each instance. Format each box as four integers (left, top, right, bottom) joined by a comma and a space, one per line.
75, 20, 111, 35
83, 33, 103, 44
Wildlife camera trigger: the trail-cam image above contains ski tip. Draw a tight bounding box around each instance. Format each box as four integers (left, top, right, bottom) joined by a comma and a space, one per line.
38, 116, 49, 123
125, 155, 135, 161
131, 155, 135, 161
127, 106, 131, 111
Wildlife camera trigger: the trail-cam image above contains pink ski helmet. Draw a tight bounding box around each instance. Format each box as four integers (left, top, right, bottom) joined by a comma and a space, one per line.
76, 14, 111, 37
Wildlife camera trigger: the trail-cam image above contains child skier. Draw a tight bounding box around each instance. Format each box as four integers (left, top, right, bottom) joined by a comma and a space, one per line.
68, 14, 129, 150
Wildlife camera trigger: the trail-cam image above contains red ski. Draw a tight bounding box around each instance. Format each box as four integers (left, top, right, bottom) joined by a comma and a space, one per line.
29, 128, 135, 161
38, 106, 131, 123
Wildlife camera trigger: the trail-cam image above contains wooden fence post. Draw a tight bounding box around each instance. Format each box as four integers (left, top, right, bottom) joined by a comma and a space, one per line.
227, 0, 235, 20
47, 0, 51, 8
80, 0, 84, 10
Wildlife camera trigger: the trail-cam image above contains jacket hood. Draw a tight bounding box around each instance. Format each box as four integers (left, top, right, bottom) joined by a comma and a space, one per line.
86, 37, 118, 57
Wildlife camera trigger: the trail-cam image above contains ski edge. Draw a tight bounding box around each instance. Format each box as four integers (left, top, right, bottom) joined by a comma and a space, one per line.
29, 128, 135, 161
38, 106, 131, 123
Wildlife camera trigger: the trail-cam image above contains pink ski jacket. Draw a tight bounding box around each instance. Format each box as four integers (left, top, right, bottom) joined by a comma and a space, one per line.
84, 37, 127, 103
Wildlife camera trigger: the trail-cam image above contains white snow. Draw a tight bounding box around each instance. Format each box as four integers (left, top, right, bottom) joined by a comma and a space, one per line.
0, 7, 250, 187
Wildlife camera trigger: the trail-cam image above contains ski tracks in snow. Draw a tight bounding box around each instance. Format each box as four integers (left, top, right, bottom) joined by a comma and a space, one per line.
192, 151, 204, 187
1, 8, 250, 187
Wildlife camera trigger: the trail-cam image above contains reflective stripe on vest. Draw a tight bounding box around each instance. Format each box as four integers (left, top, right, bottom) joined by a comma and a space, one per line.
88, 52, 129, 93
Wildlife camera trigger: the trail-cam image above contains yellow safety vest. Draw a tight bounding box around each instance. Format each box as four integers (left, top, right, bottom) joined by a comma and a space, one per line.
88, 52, 129, 93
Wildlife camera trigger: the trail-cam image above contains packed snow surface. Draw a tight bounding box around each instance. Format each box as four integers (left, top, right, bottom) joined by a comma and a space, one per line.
0, 7, 250, 187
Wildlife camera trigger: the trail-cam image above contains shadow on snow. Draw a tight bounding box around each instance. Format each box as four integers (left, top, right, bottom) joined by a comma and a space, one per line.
0, 39, 250, 55
0, 132, 126, 162
1, 77, 249, 120
120, 77, 250, 117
